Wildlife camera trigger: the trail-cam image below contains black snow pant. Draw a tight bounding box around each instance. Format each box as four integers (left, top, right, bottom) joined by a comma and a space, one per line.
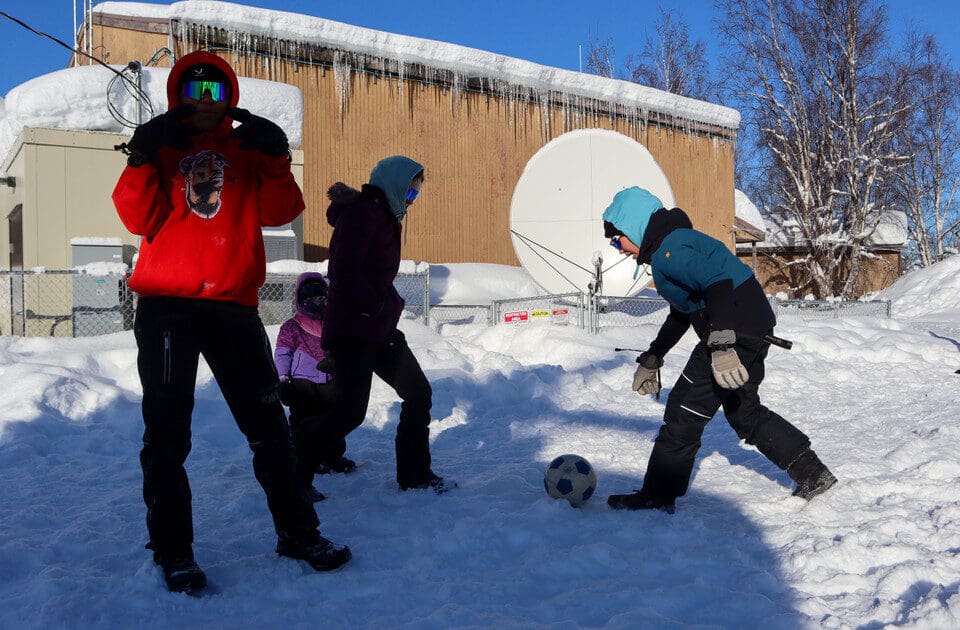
640, 336, 811, 503
285, 379, 338, 488
320, 329, 434, 487
134, 297, 318, 558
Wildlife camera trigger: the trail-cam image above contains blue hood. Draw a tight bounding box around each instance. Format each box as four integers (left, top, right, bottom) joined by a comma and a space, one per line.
602, 187, 664, 246
369, 155, 425, 221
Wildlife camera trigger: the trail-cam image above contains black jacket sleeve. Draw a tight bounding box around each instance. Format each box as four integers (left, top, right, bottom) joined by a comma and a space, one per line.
647, 307, 692, 359
703, 278, 738, 331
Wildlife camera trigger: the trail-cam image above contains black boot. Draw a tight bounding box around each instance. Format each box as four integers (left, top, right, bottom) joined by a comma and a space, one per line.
607, 490, 676, 514
316, 456, 357, 475
276, 530, 351, 572
153, 549, 207, 594
399, 471, 456, 494
787, 449, 837, 500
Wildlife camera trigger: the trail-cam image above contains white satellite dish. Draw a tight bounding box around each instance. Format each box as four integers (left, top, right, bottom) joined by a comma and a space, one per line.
509, 129, 675, 296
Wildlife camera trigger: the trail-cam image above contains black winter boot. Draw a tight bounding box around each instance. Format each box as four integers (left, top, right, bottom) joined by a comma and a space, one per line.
607, 490, 676, 514
276, 531, 351, 572
399, 472, 456, 494
787, 449, 837, 500
153, 549, 206, 594
316, 456, 357, 475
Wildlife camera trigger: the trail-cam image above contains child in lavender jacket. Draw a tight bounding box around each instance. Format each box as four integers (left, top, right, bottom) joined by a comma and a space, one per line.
274, 272, 355, 502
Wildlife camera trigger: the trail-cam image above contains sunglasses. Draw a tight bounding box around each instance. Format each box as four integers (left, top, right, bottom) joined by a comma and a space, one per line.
405, 187, 420, 204
609, 236, 624, 251
181, 80, 228, 102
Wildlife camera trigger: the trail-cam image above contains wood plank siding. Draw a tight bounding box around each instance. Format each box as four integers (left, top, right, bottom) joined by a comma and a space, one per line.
86, 13, 736, 265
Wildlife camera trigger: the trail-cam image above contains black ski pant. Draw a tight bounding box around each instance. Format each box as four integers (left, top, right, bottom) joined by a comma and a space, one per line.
640, 336, 810, 503
285, 379, 338, 487
134, 297, 318, 557
320, 329, 434, 486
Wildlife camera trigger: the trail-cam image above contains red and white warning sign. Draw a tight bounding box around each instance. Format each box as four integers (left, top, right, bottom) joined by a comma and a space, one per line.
503, 310, 529, 324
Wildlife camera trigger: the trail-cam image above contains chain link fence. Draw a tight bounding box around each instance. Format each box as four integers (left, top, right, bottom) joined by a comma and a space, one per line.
0, 269, 430, 337
0, 268, 892, 338
490, 293, 585, 328
593, 295, 670, 331
427, 305, 493, 331
771, 298, 891, 320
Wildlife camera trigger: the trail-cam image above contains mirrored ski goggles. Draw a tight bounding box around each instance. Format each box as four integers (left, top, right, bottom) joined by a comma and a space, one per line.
181, 80, 228, 102
609, 235, 624, 251
405, 187, 420, 204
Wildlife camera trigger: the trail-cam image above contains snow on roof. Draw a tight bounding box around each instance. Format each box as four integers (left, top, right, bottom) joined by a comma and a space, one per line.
869, 210, 909, 247
70, 237, 123, 246
0, 65, 302, 166
734, 189, 764, 232
94, 1, 740, 130
756, 210, 909, 249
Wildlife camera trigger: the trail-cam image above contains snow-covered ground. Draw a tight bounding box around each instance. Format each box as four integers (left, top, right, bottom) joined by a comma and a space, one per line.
1, 259, 959, 628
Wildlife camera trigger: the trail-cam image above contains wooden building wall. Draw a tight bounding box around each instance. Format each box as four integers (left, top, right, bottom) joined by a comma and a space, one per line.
738, 249, 901, 298
87, 15, 736, 265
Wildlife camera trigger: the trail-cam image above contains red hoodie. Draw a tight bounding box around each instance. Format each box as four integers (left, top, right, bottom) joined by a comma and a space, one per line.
112, 51, 304, 306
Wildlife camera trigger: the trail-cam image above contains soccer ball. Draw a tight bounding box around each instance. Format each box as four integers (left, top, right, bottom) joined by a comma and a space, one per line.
544, 454, 597, 507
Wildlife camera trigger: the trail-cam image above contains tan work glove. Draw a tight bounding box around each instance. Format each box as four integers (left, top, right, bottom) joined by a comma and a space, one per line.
632, 352, 663, 396
707, 330, 749, 389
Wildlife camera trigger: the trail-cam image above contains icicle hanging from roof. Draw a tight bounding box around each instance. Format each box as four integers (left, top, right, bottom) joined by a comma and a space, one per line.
124, 1, 741, 142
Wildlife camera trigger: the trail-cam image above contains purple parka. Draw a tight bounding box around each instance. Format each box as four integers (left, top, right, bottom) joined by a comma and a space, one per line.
274, 272, 332, 384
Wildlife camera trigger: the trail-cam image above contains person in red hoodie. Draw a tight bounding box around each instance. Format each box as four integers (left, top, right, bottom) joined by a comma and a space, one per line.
113, 51, 350, 594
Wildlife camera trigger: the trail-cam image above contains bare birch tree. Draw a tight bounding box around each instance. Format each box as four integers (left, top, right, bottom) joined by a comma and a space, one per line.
718, 0, 915, 297
892, 33, 960, 267
626, 7, 714, 101
585, 8, 713, 101
585, 36, 617, 79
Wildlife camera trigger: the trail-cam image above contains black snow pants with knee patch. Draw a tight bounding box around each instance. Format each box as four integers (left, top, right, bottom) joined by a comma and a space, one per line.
640, 336, 810, 503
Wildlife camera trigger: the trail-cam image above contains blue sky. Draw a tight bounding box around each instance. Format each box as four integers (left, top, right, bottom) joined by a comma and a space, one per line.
1, 0, 958, 98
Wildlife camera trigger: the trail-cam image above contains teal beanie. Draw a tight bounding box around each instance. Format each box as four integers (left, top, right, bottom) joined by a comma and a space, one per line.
601, 187, 664, 247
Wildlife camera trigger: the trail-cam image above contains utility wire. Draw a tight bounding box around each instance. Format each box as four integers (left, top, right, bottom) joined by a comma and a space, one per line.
1, 10, 153, 129
509, 229, 584, 293
0, 10, 124, 79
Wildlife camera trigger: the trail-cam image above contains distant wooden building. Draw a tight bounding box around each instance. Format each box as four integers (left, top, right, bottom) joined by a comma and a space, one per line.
735, 204, 906, 298
81, 3, 739, 265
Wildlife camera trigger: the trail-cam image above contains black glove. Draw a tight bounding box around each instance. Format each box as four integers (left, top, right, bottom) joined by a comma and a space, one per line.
228, 107, 289, 156
278, 378, 296, 406
122, 105, 196, 166
316, 351, 336, 375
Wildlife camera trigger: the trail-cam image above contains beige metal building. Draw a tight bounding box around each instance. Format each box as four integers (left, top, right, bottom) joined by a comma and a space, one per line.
2, 127, 137, 270
0, 127, 304, 270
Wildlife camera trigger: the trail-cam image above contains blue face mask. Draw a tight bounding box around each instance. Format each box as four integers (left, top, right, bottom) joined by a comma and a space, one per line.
405, 187, 420, 204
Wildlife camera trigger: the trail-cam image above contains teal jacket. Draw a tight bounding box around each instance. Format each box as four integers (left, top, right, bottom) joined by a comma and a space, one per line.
650, 228, 754, 315
602, 187, 775, 355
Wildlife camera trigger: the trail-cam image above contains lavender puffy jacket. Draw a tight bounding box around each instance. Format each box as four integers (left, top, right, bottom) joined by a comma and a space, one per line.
274, 272, 332, 384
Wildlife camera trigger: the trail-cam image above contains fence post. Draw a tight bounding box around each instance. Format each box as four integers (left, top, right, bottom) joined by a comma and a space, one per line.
422, 267, 430, 325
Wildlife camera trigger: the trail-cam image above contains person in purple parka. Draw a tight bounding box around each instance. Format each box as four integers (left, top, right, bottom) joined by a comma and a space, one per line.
274, 272, 355, 504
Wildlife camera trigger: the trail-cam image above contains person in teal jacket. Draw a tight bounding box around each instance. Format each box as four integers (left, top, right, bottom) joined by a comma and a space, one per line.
602, 187, 836, 512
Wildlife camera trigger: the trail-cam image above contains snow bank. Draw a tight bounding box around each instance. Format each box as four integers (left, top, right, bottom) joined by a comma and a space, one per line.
878, 255, 960, 318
